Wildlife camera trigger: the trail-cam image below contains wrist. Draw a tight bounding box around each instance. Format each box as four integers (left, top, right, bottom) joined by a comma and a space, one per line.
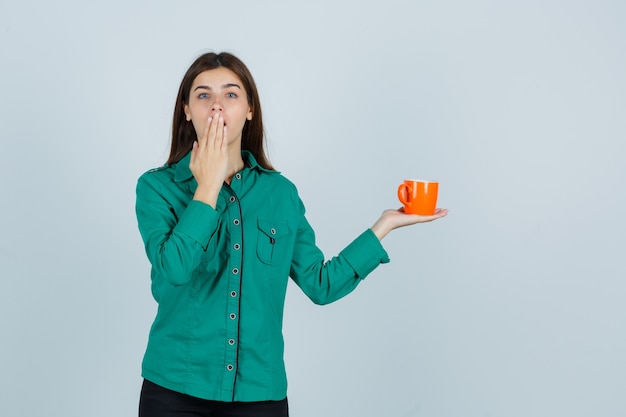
370, 217, 392, 241
193, 183, 222, 209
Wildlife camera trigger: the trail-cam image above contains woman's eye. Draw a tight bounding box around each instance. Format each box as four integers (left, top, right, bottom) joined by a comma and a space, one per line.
198, 93, 210, 99
226, 92, 237, 98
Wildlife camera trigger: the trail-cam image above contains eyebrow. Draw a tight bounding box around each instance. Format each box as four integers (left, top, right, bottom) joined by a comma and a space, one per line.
193, 83, 242, 92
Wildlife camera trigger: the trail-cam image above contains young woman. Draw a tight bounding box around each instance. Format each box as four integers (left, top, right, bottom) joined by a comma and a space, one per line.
136, 52, 448, 417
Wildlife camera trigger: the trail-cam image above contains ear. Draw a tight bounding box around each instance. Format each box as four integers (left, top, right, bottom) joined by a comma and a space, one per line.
246, 106, 253, 121
184, 104, 191, 121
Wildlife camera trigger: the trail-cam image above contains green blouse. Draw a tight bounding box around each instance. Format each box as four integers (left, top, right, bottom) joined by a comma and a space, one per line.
135, 150, 390, 402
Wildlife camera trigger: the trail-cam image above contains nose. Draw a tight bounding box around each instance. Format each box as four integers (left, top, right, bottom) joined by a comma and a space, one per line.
211, 98, 223, 113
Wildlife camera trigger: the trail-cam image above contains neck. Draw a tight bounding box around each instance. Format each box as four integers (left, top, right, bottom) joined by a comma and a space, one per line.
225, 143, 245, 184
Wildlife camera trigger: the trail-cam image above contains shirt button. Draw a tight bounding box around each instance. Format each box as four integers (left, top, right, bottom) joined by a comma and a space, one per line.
270, 228, 276, 235
229, 196, 236, 203
233, 219, 240, 226
235, 173, 242, 180
229, 313, 236, 320
227, 364, 234, 371
233, 243, 240, 250
228, 339, 235, 346
232, 268, 239, 275
230, 291, 237, 298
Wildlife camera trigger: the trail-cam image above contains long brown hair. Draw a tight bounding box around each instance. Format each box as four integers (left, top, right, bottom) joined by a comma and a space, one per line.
167, 52, 273, 169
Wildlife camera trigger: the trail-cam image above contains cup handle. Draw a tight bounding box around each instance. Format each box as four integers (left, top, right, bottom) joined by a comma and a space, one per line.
397, 184, 409, 205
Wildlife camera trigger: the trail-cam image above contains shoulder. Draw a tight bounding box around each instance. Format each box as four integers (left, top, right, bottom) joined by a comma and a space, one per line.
256, 169, 300, 195
136, 163, 176, 194
138, 163, 174, 181
255, 171, 307, 217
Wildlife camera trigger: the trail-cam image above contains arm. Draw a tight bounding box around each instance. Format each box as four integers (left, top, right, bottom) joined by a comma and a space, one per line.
289, 199, 390, 305
135, 174, 220, 286
289, 202, 448, 304
136, 114, 232, 286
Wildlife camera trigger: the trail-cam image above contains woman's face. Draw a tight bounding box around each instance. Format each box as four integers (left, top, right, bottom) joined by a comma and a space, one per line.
184, 67, 253, 145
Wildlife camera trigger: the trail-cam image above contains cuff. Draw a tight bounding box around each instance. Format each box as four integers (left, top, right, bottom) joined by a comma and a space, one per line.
340, 229, 390, 278
174, 200, 219, 249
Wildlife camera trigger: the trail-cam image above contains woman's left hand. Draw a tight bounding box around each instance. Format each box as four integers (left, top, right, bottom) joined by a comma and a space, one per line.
370, 207, 448, 240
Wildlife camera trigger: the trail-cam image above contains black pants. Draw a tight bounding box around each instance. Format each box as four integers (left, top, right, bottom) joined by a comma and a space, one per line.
139, 379, 289, 417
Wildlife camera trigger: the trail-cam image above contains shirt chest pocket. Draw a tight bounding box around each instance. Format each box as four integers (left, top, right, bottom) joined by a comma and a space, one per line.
256, 217, 292, 265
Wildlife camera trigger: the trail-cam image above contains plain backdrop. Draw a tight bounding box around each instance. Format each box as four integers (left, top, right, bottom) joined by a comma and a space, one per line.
1, 1, 625, 416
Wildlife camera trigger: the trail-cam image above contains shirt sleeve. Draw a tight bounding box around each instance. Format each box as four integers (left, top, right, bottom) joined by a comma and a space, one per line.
135, 173, 220, 286
289, 197, 390, 305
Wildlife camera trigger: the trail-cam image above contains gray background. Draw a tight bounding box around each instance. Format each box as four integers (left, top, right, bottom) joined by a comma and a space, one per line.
1, 0, 625, 416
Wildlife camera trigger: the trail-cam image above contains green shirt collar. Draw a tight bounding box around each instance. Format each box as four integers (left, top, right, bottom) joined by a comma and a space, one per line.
173, 150, 275, 182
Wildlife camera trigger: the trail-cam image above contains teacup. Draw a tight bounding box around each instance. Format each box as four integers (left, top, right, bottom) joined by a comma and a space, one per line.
397, 179, 438, 215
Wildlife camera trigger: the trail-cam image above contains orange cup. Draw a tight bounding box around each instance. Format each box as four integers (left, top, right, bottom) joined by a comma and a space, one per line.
397, 179, 439, 215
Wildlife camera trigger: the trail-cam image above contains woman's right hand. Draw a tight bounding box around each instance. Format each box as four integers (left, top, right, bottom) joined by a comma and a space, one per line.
189, 113, 228, 208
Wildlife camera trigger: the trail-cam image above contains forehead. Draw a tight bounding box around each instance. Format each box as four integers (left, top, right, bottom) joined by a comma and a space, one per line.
192, 67, 245, 89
